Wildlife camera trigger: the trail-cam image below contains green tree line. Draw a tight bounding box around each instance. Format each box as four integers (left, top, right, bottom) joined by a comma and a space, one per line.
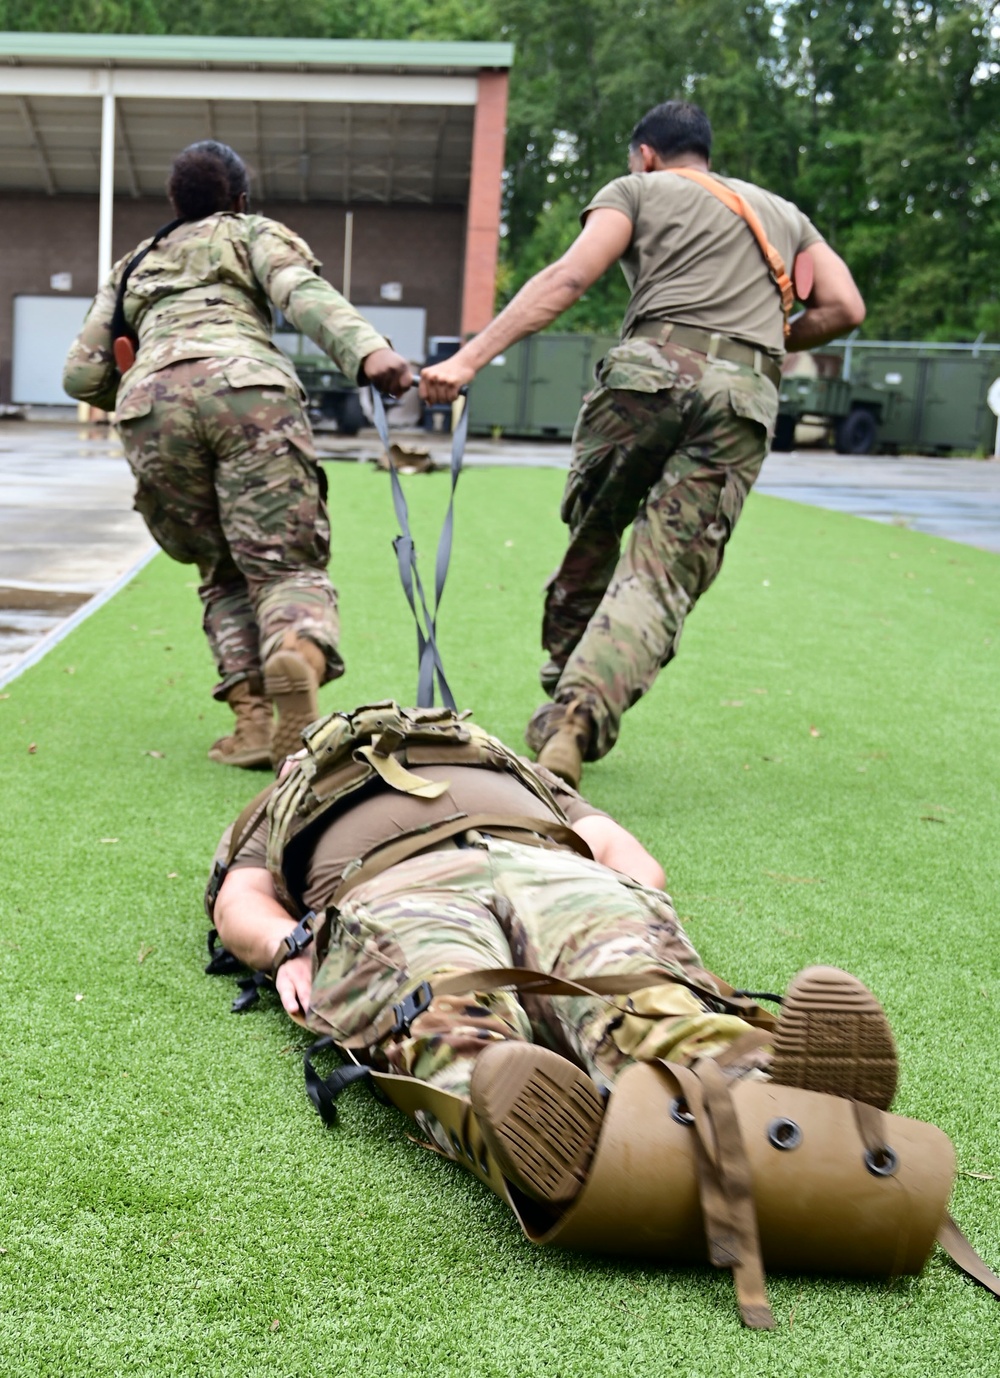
3, 0, 997, 339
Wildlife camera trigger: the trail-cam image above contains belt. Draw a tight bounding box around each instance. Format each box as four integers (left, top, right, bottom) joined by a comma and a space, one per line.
630, 321, 782, 389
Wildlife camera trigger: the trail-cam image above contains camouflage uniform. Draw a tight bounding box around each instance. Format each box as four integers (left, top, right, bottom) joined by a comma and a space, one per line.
63, 213, 389, 698
527, 334, 778, 760
308, 836, 750, 1101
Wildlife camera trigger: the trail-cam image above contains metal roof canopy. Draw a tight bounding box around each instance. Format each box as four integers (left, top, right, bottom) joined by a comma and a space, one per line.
0, 33, 513, 282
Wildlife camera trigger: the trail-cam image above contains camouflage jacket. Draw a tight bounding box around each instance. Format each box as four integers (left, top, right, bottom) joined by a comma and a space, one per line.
62, 212, 390, 411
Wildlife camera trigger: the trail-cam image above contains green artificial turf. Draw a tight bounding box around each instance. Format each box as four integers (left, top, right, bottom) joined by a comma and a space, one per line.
1, 460, 998, 1376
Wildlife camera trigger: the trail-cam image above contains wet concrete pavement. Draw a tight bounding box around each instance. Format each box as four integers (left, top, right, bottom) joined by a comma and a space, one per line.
0, 422, 153, 680
0, 419, 996, 683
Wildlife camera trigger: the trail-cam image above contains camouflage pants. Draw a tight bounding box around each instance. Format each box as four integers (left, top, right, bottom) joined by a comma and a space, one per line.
116, 358, 344, 700
308, 838, 750, 1100
528, 337, 777, 759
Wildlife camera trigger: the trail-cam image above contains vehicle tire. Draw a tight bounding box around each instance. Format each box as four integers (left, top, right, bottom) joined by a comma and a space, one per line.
835, 408, 878, 455
331, 391, 366, 436
770, 414, 796, 452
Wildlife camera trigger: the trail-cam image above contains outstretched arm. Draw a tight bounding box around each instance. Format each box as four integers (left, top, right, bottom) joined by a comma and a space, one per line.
785, 241, 866, 352
571, 815, 666, 890
250, 220, 413, 396
419, 207, 634, 404
214, 866, 312, 1026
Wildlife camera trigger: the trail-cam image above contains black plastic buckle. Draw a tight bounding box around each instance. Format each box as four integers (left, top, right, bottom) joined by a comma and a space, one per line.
389, 980, 433, 1037
204, 860, 228, 919
272, 911, 317, 975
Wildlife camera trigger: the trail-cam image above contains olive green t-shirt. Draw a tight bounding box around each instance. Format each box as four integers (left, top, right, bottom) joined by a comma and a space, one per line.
217, 763, 605, 916
585, 170, 825, 355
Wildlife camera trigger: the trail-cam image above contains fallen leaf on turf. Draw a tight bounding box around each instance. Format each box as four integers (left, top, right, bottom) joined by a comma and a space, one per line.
63, 666, 76, 675
920, 815, 945, 824
0, 694, 9, 700
809, 725, 821, 737
100, 838, 119, 844
958, 1171, 995, 1181
144, 750, 165, 758
722, 699, 744, 707
137, 945, 155, 964
270, 1319, 280, 1332
27, 742, 36, 754
75, 994, 84, 1002
167, 872, 178, 879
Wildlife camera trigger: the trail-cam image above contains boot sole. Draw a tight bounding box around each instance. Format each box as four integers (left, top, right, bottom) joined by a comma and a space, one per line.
264, 650, 319, 767
207, 744, 273, 769
770, 965, 898, 1109
470, 1043, 604, 1205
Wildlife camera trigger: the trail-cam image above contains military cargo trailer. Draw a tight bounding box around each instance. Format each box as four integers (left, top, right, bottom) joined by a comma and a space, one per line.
828, 339, 1000, 456
274, 329, 367, 435
467, 332, 1000, 457
468, 334, 615, 438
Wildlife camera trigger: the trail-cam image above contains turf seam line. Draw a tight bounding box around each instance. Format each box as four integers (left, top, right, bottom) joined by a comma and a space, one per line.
0, 544, 158, 690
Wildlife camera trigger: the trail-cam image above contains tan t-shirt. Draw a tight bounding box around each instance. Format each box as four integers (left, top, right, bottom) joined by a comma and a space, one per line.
585, 170, 825, 355
217, 762, 605, 915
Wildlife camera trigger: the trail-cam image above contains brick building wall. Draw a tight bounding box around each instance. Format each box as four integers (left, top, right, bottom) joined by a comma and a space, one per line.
0, 194, 465, 403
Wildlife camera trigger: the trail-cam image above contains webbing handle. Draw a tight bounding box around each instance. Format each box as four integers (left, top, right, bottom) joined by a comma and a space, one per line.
371, 386, 470, 709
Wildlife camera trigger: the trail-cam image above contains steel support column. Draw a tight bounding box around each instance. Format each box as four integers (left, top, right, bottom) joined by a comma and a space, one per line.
98, 90, 116, 287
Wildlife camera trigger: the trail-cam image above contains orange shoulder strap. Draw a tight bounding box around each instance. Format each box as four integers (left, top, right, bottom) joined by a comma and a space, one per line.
668, 168, 795, 335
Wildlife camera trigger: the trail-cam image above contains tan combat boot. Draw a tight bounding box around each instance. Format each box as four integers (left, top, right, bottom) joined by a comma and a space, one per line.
207, 679, 272, 770
536, 699, 593, 790
263, 632, 328, 768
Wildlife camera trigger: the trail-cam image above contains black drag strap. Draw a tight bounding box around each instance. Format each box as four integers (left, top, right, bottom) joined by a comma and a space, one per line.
110, 216, 185, 346
371, 386, 469, 709
304, 1036, 374, 1126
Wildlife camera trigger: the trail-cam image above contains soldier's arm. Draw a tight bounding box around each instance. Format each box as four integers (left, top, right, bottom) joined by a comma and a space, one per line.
214, 866, 312, 1026
420, 207, 634, 404
249, 219, 412, 395
785, 241, 866, 352
62, 275, 121, 409
571, 815, 667, 890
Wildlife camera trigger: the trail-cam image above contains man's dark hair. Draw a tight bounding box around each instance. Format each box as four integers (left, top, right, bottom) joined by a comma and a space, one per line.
167, 140, 250, 220
629, 101, 712, 163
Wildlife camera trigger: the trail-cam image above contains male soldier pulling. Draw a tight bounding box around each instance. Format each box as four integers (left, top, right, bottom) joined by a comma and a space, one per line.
420, 100, 866, 788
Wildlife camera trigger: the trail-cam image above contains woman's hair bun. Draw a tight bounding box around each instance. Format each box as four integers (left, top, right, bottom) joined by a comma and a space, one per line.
167, 141, 250, 219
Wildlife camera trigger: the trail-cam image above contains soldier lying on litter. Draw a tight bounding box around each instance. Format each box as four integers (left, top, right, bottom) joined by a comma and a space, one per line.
206, 702, 996, 1328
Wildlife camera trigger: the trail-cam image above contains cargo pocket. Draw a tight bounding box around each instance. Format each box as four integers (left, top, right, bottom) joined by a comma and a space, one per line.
308, 910, 409, 1044
115, 383, 155, 424
728, 379, 778, 440
284, 432, 330, 565
600, 339, 681, 394
132, 479, 200, 565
